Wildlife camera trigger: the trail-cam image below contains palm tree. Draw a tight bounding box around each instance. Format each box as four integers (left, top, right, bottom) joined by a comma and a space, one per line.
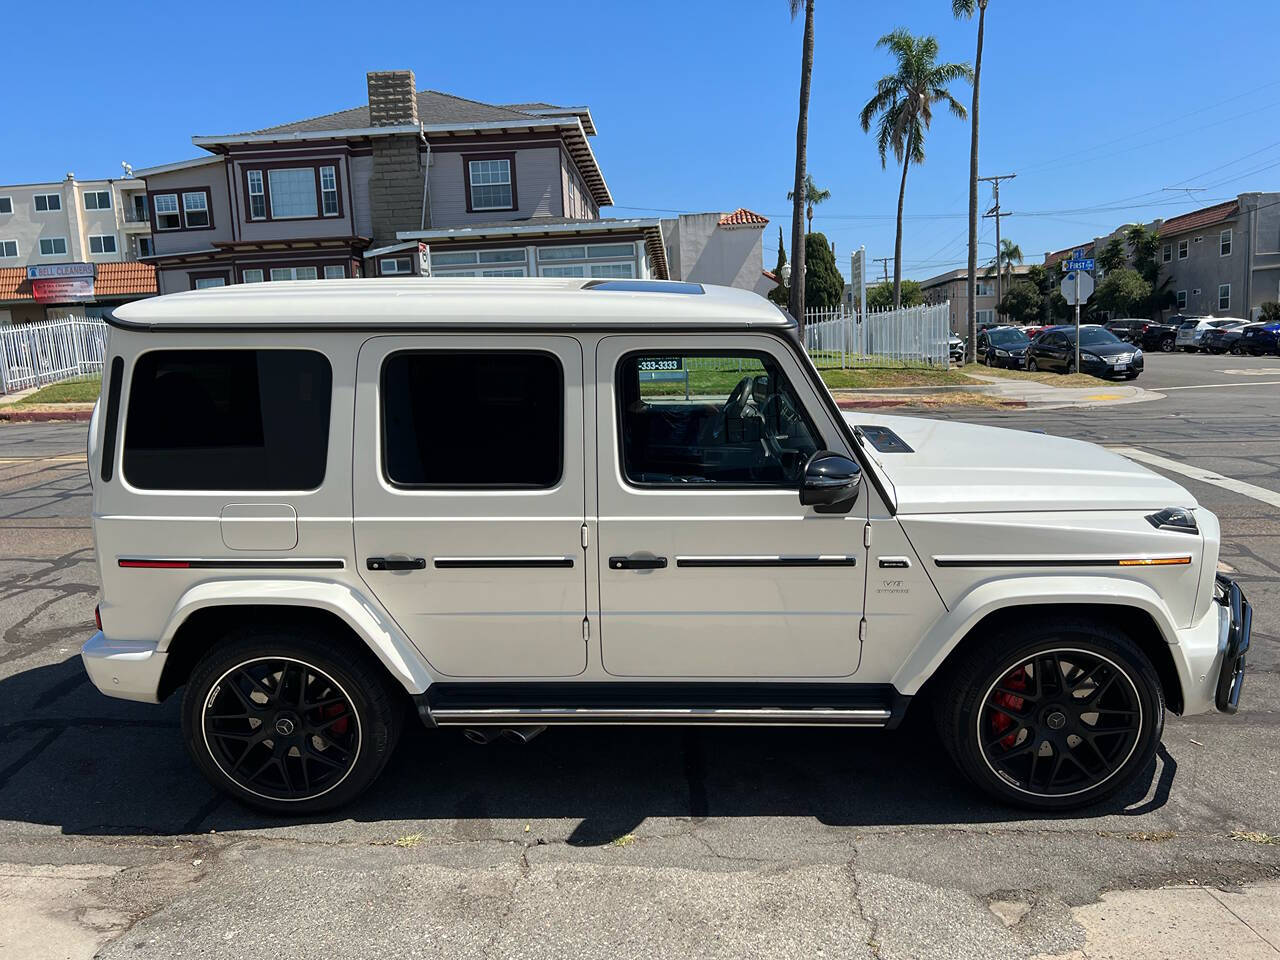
788, 0, 815, 329
860, 29, 972, 308
985, 238, 1023, 291
953, 0, 987, 361
787, 173, 832, 234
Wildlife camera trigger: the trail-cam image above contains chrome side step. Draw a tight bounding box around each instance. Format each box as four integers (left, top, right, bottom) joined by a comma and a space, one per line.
431, 707, 893, 727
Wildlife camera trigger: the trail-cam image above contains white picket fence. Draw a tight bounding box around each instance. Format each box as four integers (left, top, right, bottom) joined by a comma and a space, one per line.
803, 302, 951, 369
0, 317, 109, 394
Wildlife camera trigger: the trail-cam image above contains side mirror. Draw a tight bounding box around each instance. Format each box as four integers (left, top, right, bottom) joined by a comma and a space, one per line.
800, 450, 862, 510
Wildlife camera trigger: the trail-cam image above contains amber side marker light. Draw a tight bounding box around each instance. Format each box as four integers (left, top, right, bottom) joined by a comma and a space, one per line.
1118, 556, 1192, 566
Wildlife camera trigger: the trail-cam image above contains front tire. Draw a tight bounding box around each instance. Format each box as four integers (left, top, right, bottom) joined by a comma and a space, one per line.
182, 629, 403, 814
935, 619, 1164, 810
1027, 357, 1038, 372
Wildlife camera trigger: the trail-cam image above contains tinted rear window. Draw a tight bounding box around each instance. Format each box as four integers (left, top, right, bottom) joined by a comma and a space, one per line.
382, 351, 562, 488
123, 350, 331, 490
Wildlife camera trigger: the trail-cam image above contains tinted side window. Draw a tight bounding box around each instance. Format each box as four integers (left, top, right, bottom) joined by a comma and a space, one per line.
617, 352, 823, 486
123, 350, 331, 490
382, 351, 562, 487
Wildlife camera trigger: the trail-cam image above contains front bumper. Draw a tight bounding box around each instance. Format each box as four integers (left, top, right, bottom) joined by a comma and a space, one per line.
1082, 354, 1144, 378
81, 631, 165, 704
992, 352, 1026, 368
1214, 575, 1251, 713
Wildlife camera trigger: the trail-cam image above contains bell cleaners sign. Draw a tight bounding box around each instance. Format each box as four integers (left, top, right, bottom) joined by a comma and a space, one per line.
27, 263, 96, 280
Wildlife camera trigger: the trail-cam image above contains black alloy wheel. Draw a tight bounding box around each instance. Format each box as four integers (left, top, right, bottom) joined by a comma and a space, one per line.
977, 649, 1142, 798
1160, 338, 1175, 352
202, 657, 361, 803
1027, 357, 1038, 372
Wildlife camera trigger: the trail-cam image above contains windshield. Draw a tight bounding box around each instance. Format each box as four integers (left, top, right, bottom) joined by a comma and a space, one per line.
989, 328, 1029, 346
1075, 327, 1122, 347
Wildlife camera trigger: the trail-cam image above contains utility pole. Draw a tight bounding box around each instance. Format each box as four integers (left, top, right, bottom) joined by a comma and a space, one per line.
873, 257, 892, 286
980, 173, 1016, 309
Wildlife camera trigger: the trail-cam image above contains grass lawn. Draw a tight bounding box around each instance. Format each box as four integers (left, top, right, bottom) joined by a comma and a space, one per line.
642, 365, 976, 396
16, 376, 102, 405
966, 364, 1110, 388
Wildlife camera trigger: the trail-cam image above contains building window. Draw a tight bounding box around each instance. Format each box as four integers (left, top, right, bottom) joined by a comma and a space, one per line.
540, 265, 586, 277
183, 191, 210, 228
247, 170, 266, 220
0, 197, 13, 214
589, 263, 635, 278
154, 193, 181, 230
380, 257, 412, 275
242, 269, 264, 283
269, 266, 319, 281
193, 275, 227, 289
1177, 239, 1189, 260
84, 190, 111, 211
0, 240, 17, 258
1162, 243, 1172, 263
136, 236, 153, 257
320, 166, 339, 216
534, 242, 637, 278
1220, 229, 1232, 257
88, 234, 117, 254
33, 193, 61, 212
1176, 290, 1187, 309
466, 156, 514, 211
1218, 283, 1231, 311
976, 309, 996, 324
268, 168, 318, 218
323, 264, 345, 279
975, 281, 995, 297
38, 237, 68, 256
131, 194, 149, 222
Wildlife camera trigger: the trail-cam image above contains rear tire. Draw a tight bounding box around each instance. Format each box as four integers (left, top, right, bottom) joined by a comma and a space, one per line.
935, 618, 1164, 810
1160, 338, 1175, 353
181, 629, 403, 814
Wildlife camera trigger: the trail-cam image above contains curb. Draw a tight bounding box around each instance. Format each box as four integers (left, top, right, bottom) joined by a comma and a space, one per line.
850, 384, 994, 395
0, 409, 92, 423
834, 397, 1028, 410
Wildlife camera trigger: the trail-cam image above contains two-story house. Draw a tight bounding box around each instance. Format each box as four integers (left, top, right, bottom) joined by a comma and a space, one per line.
137, 70, 669, 293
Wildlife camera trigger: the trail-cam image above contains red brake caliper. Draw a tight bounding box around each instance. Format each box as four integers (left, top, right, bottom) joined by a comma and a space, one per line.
990, 666, 1028, 749
323, 701, 349, 737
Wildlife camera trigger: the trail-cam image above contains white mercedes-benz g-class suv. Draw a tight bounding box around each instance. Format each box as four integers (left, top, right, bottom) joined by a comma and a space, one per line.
82, 278, 1250, 814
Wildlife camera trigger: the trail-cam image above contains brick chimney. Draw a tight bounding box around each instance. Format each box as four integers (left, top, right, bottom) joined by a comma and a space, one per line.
365, 70, 426, 246
367, 70, 419, 127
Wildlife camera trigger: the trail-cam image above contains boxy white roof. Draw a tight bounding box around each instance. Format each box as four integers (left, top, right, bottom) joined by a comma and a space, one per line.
109, 278, 790, 331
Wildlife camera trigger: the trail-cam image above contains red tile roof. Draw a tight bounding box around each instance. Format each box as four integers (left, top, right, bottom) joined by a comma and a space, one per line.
1155, 200, 1239, 238
0, 262, 156, 303
1045, 242, 1094, 267
719, 208, 769, 228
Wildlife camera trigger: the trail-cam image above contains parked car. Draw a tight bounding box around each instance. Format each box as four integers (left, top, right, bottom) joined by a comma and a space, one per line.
1104, 319, 1150, 345
976, 325, 1030, 368
81, 278, 1248, 814
1025, 324, 1144, 379
1175, 317, 1246, 352
949, 333, 966, 365
1022, 325, 1046, 341
1140, 322, 1179, 353
1202, 321, 1253, 354
1240, 321, 1280, 355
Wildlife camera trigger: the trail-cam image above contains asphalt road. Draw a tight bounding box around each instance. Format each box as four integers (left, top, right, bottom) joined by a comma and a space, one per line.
0, 351, 1277, 959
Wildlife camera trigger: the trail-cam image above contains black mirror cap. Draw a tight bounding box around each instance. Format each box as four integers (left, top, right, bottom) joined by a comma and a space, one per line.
800, 450, 863, 510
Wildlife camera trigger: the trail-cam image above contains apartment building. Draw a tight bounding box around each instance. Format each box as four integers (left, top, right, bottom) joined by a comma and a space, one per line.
919, 264, 1036, 332
137, 70, 670, 293
0, 173, 153, 267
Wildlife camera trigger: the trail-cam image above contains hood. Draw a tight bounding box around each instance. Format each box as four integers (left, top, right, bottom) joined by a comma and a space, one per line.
845, 413, 1197, 514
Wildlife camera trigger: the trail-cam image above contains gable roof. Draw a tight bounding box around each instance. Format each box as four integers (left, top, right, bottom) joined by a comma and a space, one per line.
718, 208, 769, 228
1156, 200, 1239, 237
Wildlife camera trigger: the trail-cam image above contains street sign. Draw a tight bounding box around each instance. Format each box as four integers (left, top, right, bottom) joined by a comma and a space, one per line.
1063, 258, 1095, 272
1061, 271, 1094, 305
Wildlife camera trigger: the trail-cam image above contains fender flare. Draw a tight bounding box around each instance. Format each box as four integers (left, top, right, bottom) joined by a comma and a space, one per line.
891, 575, 1181, 696
159, 578, 433, 695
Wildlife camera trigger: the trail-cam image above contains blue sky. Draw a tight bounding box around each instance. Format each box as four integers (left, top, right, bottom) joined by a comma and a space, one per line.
9, 0, 1280, 281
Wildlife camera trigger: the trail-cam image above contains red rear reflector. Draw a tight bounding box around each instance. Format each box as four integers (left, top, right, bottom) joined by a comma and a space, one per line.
94, 605, 102, 631
118, 559, 191, 569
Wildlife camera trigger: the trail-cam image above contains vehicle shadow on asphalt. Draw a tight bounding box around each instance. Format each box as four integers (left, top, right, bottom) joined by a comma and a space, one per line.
0, 657, 1173, 843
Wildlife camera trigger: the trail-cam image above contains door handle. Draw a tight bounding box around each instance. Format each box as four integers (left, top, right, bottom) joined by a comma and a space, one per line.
608, 556, 668, 570
366, 557, 426, 571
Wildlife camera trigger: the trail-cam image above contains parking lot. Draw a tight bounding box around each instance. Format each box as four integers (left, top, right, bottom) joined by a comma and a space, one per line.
0, 350, 1278, 959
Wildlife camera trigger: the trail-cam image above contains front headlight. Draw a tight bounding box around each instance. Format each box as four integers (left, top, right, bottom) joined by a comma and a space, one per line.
1081, 351, 1101, 362
1134, 348, 1143, 358
995, 349, 1010, 357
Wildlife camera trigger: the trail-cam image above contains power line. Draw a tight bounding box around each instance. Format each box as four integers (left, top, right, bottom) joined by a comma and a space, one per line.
980, 174, 1017, 305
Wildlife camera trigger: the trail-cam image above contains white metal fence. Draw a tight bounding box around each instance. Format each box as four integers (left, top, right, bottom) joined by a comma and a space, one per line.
0, 317, 109, 395
803, 302, 951, 369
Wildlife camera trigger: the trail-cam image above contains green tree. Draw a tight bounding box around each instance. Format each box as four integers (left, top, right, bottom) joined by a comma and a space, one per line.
768, 226, 789, 306
787, 173, 832, 234
953, 0, 988, 362
1124, 224, 1174, 317
984, 237, 1023, 291
1096, 237, 1127, 274
1260, 302, 1280, 323
859, 28, 971, 309
787, 0, 816, 328
997, 281, 1041, 325
867, 278, 924, 309
804, 232, 844, 309
1027, 263, 1069, 322
1094, 267, 1151, 317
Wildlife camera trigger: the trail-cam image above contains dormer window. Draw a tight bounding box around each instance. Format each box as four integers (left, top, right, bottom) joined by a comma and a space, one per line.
466, 155, 515, 212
